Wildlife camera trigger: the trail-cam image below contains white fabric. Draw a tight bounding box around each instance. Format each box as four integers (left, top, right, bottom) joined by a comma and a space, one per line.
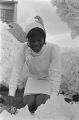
25, 22, 45, 36
25, 16, 46, 36
9, 87, 16, 96
24, 77, 51, 96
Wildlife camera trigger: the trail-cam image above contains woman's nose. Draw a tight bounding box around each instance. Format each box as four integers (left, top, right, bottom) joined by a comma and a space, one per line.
34, 41, 40, 45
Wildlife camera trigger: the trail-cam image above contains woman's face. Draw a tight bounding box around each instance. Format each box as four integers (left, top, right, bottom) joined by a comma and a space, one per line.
28, 36, 45, 53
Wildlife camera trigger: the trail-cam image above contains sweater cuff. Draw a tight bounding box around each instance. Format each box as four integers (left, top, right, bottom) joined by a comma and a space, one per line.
50, 80, 60, 94
9, 87, 16, 96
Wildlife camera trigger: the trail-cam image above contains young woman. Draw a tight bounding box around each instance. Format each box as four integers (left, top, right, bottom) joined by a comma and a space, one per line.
8, 16, 61, 114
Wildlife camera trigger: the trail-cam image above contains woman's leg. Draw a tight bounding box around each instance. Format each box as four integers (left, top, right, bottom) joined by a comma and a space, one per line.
36, 94, 50, 107
23, 94, 50, 113
23, 95, 37, 113
23, 95, 35, 106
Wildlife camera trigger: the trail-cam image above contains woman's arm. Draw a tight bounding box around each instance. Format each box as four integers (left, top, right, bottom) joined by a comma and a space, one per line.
9, 44, 26, 96
49, 44, 61, 95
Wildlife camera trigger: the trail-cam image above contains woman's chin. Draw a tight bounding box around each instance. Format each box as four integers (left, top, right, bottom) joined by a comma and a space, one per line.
33, 50, 41, 53
32, 48, 42, 53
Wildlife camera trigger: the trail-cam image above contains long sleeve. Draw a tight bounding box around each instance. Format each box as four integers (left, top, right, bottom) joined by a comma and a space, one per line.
49, 44, 61, 94
9, 44, 27, 96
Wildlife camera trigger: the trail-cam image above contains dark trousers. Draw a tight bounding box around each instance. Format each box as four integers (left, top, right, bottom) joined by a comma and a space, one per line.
23, 94, 50, 113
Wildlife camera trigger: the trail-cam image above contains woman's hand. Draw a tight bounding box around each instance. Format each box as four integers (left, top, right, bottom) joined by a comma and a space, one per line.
7, 106, 18, 115
0, 95, 18, 114
8, 96, 15, 106
5, 96, 18, 114
2, 95, 16, 107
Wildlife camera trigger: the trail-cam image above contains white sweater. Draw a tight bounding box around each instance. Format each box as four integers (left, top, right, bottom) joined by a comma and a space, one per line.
9, 43, 61, 96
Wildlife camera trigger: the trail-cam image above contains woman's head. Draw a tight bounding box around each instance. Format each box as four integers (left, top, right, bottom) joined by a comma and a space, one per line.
27, 27, 46, 53
25, 16, 46, 53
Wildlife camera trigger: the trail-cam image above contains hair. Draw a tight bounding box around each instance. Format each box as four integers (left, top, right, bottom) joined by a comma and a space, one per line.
27, 27, 46, 44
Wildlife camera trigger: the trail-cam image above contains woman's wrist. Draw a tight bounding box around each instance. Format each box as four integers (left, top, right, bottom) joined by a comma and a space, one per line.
9, 87, 16, 96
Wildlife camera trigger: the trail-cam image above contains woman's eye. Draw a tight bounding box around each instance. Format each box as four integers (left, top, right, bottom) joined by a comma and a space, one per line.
28, 39, 44, 44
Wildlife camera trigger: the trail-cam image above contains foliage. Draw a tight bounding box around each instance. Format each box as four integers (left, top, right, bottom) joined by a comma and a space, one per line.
51, 0, 79, 39
60, 47, 79, 98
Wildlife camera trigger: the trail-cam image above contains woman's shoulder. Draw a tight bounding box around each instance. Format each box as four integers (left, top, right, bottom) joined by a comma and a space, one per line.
46, 43, 61, 58
46, 42, 60, 50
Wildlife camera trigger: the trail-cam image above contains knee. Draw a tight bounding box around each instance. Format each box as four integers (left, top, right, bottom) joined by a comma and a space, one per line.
23, 95, 35, 106
36, 94, 50, 107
